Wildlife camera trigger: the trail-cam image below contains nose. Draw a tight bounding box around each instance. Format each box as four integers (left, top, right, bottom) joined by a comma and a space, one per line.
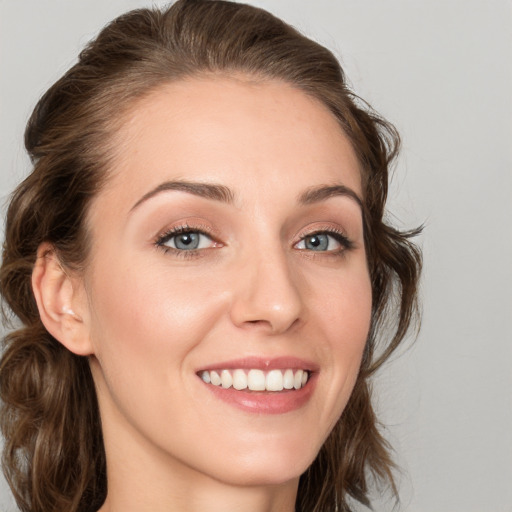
229, 249, 304, 335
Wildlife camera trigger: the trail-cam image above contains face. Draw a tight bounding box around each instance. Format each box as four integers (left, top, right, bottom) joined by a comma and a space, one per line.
81, 76, 372, 488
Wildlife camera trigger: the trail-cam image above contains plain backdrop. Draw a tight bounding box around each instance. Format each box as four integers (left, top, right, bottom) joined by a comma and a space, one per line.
1, 1, 511, 511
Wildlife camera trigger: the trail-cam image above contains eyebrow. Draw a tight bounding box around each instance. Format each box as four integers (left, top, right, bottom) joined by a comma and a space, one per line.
130, 180, 235, 212
298, 184, 363, 210
130, 180, 363, 213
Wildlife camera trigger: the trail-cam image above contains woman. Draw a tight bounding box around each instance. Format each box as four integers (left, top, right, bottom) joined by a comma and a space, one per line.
0, 1, 421, 511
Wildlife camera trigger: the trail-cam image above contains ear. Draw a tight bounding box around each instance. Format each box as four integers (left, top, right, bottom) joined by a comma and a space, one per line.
32, 242, 93, 356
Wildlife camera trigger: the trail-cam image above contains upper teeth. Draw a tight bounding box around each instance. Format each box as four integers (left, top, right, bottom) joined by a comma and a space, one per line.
200, 368, 309, 392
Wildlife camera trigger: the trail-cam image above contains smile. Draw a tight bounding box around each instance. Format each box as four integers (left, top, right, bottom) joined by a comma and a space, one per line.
200, 368, 309, 392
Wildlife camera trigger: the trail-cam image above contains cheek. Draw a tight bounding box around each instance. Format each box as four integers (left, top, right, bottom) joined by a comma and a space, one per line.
311, 260, 372, 348
86, 255, 227, 375
85, 256, 233, 445
307, 263, 372, 416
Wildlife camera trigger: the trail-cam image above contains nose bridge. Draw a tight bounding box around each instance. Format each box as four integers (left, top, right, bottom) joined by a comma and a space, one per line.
229, 242, 303, 333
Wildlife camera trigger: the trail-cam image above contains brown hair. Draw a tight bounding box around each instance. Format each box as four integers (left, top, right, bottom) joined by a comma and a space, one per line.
0, 1, 422, 511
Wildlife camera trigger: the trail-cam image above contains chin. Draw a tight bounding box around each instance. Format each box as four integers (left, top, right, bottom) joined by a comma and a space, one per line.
196, 437, 319, 488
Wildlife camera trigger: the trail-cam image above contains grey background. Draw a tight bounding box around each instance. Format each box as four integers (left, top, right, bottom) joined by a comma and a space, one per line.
1, 1, 511, 511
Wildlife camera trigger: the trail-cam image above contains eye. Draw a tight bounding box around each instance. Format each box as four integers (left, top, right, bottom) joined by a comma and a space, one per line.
156, 227, 217, 252
295, 231, 352, 252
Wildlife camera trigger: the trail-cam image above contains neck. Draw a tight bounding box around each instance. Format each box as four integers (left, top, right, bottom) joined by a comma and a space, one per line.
99, 476, 297, 512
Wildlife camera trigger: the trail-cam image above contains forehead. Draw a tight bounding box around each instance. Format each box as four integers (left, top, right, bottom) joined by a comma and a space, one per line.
93, 76, 363, 215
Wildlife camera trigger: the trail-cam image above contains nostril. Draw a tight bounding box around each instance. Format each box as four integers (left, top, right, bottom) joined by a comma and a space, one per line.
244, 319, 273, 329
240, 317, 301, 334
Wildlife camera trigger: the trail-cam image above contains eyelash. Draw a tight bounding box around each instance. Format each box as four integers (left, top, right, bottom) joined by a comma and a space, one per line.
297, 228, 354, 254
154, 225, 354, 258
155, 224, 219, 259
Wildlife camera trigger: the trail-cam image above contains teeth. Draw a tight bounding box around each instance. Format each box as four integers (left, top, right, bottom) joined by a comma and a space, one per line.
266, 369, 283, 391
220, 369, 233, 389
283, 369, 294, 389
210, 370, 221, 386
293, 369, 303, 389
200, 368, 310, 392
247, 369, 266, 391
232, 369, 248, 390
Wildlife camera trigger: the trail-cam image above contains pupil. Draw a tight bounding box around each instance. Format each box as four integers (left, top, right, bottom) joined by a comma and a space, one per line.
176, 232, 199, 250
306, 234, 328, 251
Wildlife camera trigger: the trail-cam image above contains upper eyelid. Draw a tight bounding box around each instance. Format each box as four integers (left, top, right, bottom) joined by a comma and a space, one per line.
299, 227, 346, 236
155, 223, 217, 242
295, 230, 351, 245
294, 224, 350, 241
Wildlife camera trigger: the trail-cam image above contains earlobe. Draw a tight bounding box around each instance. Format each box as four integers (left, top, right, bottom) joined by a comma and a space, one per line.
31, 243, 93, 356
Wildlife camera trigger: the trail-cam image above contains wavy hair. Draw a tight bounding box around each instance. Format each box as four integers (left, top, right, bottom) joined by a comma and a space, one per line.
0, 1, 422, 511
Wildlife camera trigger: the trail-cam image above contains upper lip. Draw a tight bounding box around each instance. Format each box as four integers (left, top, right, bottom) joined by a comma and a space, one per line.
196, 356, 319, 373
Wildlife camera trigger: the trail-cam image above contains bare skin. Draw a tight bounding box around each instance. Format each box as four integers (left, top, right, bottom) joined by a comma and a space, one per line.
33, 76, 371, 512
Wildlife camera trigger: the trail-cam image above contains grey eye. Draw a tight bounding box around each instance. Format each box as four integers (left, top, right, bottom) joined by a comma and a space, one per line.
174, 232, 200, 250
296, 233, 343, 252
163, 231, 214, 251
304, 234, 329, 251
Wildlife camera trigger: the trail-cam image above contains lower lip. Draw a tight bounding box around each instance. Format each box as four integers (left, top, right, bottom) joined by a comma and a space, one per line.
200, 374, 317, 414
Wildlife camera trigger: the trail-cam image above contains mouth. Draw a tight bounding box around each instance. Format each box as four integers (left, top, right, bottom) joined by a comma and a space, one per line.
196, 357, 317, 414
199, 368, 309, 392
